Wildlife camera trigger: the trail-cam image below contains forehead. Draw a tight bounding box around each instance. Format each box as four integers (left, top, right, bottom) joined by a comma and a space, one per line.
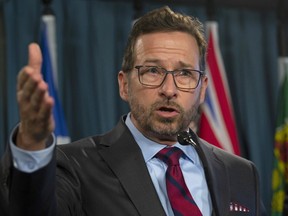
134, 31, 200, 67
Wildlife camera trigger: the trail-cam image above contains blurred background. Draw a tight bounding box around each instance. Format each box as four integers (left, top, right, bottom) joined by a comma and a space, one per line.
1, 0, 288, 214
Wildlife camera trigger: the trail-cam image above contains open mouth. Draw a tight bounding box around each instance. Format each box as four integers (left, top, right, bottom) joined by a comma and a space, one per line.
158, 106, 178, 112
156, 106, 179, 118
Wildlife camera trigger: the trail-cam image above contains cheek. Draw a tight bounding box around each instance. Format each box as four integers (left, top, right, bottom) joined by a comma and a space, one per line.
185, 99, 196, 110
183, 92, 201, 110
128, 81, 155, 97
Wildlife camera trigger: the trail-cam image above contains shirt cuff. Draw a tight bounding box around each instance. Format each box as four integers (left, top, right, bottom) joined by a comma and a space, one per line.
9, 125, 56, 173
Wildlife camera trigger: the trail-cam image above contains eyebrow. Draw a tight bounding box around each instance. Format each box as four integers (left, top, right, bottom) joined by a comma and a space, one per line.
142, 59, 161, 65
142, 59, 195, 69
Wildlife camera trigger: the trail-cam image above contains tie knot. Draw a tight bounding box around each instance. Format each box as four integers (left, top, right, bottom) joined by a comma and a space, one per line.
156, 147, 184, 166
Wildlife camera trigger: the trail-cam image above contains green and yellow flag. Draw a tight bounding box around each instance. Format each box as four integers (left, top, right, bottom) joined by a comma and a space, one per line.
272, 57, 288, 215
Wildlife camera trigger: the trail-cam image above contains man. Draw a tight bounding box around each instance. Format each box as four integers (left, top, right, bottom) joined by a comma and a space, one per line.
1, 6, 266, 216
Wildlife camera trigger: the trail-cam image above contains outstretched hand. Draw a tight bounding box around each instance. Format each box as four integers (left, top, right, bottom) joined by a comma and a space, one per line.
16, 43, 55, 150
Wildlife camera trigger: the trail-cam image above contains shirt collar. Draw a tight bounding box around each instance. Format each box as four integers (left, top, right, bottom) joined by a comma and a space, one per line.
125, 113, 199, 164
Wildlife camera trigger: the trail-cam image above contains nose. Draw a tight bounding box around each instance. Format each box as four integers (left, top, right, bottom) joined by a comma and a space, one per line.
158, 74, 178, 99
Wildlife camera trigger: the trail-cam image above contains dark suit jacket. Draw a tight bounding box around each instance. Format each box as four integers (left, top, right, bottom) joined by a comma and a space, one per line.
2, 116, 266, 216
0, 188, 8, 216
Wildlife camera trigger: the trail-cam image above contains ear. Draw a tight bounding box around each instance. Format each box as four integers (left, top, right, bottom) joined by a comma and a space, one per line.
118, 71, 129, 102
199, 75, 208, 104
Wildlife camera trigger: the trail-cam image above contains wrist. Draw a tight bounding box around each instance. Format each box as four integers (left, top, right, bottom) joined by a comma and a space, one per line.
16, 128, 47, 151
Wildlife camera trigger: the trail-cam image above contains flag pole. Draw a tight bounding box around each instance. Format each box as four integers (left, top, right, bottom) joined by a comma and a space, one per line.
277, 0, 287, 57
276, 0, 288, 87
40, 0, 70, 144
41, 0, 58, 87
42, 0, 54, 15
206, 0, 215, 21
133, 0, 143, 21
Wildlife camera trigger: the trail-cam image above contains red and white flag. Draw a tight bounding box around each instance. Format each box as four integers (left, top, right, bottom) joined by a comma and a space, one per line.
198, 22, 241, 155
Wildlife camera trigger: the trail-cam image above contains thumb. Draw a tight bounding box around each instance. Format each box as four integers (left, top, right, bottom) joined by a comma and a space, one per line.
28, 43, 42, 72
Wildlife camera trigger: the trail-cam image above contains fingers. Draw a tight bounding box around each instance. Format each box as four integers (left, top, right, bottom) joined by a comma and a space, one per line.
30, 81, 48, 110
17, 42, 43, 91
16, 43, 55, 149
28, 43, 42, 72
38, 92, 54, 124
17, 67, 54, 124
18, 70, 41, 100
17, 42, 46, 105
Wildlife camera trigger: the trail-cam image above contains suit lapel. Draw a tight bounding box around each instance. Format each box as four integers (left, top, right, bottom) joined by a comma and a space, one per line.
196, 138, 231, 216
97, 118, 232, 216
98, 120, 166, 216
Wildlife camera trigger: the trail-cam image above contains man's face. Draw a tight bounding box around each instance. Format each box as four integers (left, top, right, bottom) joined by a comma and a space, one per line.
118, 31, 208, 145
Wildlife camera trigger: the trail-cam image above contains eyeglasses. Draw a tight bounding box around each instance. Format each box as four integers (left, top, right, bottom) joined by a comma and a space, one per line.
135, 65, 204, 90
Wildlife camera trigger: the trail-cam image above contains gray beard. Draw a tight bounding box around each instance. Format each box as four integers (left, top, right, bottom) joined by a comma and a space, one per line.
128, 93, 200, 138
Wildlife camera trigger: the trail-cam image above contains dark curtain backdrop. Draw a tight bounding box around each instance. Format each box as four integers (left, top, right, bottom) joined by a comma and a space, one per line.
0, 0, 282, 213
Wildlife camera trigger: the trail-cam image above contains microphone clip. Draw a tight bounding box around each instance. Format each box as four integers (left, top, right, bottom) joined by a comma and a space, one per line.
177, 130, 197, 147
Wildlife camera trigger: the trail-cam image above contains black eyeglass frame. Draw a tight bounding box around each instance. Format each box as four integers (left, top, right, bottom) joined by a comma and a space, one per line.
134, 65, 205, 90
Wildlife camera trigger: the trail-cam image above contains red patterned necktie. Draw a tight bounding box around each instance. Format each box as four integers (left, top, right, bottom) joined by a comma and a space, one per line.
156, 147, 202, 216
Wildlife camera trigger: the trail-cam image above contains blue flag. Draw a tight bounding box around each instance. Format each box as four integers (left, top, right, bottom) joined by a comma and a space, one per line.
40, 18, 70, 144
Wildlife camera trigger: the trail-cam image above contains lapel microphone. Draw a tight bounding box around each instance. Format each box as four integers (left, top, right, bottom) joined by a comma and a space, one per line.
177, 129, 197, 147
